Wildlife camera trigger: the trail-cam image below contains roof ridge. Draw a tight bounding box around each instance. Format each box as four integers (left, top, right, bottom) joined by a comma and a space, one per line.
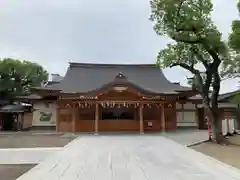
69, 62, 158, 68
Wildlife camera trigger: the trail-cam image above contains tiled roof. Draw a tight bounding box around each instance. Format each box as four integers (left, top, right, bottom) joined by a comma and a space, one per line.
35, 63, 192, 94
218, 89, 240, 102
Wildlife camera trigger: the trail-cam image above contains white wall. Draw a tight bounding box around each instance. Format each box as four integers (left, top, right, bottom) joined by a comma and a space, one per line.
176, 102, 198, 127
197, 103, 237, 108
32, 102, 57, 126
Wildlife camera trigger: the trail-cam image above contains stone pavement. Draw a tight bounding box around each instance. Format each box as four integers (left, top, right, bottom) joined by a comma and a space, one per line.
0, 130, 209, 165
17, 135, 240, 180
0, 148, 62, 164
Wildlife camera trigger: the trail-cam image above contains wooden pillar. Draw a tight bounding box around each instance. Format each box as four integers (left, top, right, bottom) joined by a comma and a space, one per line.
194, 104, 199, 129
139, 105, 144, 134
21, 113, 24, 130
72, 108, 76, 133
94, 104, 99, 134
56, 108, 60, 132
161, 104, 165, 132
181, 104, 184, 124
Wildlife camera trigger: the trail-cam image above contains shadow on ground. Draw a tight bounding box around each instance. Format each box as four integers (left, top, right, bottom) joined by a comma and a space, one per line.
192, 135, 240, 169
0, 164, 36, 180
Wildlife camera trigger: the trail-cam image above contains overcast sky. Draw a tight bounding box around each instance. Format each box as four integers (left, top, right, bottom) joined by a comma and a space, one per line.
0, 0, 239, 93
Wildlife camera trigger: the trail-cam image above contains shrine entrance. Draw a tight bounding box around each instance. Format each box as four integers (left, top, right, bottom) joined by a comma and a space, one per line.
57, 84, 178, 133
98, 105, 140, 132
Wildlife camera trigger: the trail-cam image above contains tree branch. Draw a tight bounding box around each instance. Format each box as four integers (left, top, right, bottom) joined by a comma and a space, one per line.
170, 62, 200, 74
202, 42, 221, 65
190, 47, 209, 69
176, 0, 187, 17
203, 71, 213, 96
171, 34, 202, 44
211, 71, 220, 110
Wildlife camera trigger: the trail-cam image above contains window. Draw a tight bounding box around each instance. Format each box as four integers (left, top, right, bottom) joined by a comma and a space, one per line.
101, 107, 135, 120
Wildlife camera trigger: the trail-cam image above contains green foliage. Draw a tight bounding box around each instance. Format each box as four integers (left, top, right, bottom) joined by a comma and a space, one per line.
229, 20, 240, 51
150, 0, 239, 142
150, 0, 230, 75
226, 1, 240, 77
0, 58, 48, 100
238, 0, 240, 13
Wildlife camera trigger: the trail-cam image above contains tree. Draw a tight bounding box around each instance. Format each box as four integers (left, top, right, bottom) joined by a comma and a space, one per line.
227, 0, 240, 77
150, 0, 233, 143
0, 58, 48, 101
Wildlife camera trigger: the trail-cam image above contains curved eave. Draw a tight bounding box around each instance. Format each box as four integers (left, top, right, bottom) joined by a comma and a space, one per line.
31, 87, 61, 95
83, 79, 180, 96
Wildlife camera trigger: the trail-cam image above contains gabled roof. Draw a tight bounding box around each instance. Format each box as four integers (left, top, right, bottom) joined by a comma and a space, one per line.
218, 89, 240, 102
35, 63, 192, 94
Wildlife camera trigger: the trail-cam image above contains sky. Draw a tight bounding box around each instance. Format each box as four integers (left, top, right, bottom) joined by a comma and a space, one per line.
0, 0, 239, 93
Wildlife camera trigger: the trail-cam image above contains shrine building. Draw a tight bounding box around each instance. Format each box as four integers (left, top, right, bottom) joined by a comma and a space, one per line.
21, 62, 210, 133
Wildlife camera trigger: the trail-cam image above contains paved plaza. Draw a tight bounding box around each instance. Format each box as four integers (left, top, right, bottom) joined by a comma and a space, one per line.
16, 135, 240, 180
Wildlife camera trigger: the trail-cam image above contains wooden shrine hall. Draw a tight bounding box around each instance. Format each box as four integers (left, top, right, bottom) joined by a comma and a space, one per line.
30, 63, 201, 133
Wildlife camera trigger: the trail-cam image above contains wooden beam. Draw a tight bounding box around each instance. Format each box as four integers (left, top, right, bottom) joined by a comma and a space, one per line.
56, 108, 60, 132
161, 105, 165, 132
139, 105, 144, 134
84, 100, 171, 104
181, 104, 184, 125
94, 104, 99, 134
72, 108, 76, 133
60, 100, 179, 104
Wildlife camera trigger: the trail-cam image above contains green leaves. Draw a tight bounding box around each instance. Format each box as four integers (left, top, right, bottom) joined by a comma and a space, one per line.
226, 1, 240, 77
151, 0, 234, 80
229, 20, 240, 52
0, 58, 48, 100
238, 0, 240, 13
156, 42, 213, 72
150, 0, 213, 38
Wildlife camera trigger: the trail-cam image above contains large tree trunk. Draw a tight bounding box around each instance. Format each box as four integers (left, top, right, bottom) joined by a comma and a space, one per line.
234, 105, 240, 129
209, 108, 223, 143
206, 72, 225, 143
202, 96, 223, 143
